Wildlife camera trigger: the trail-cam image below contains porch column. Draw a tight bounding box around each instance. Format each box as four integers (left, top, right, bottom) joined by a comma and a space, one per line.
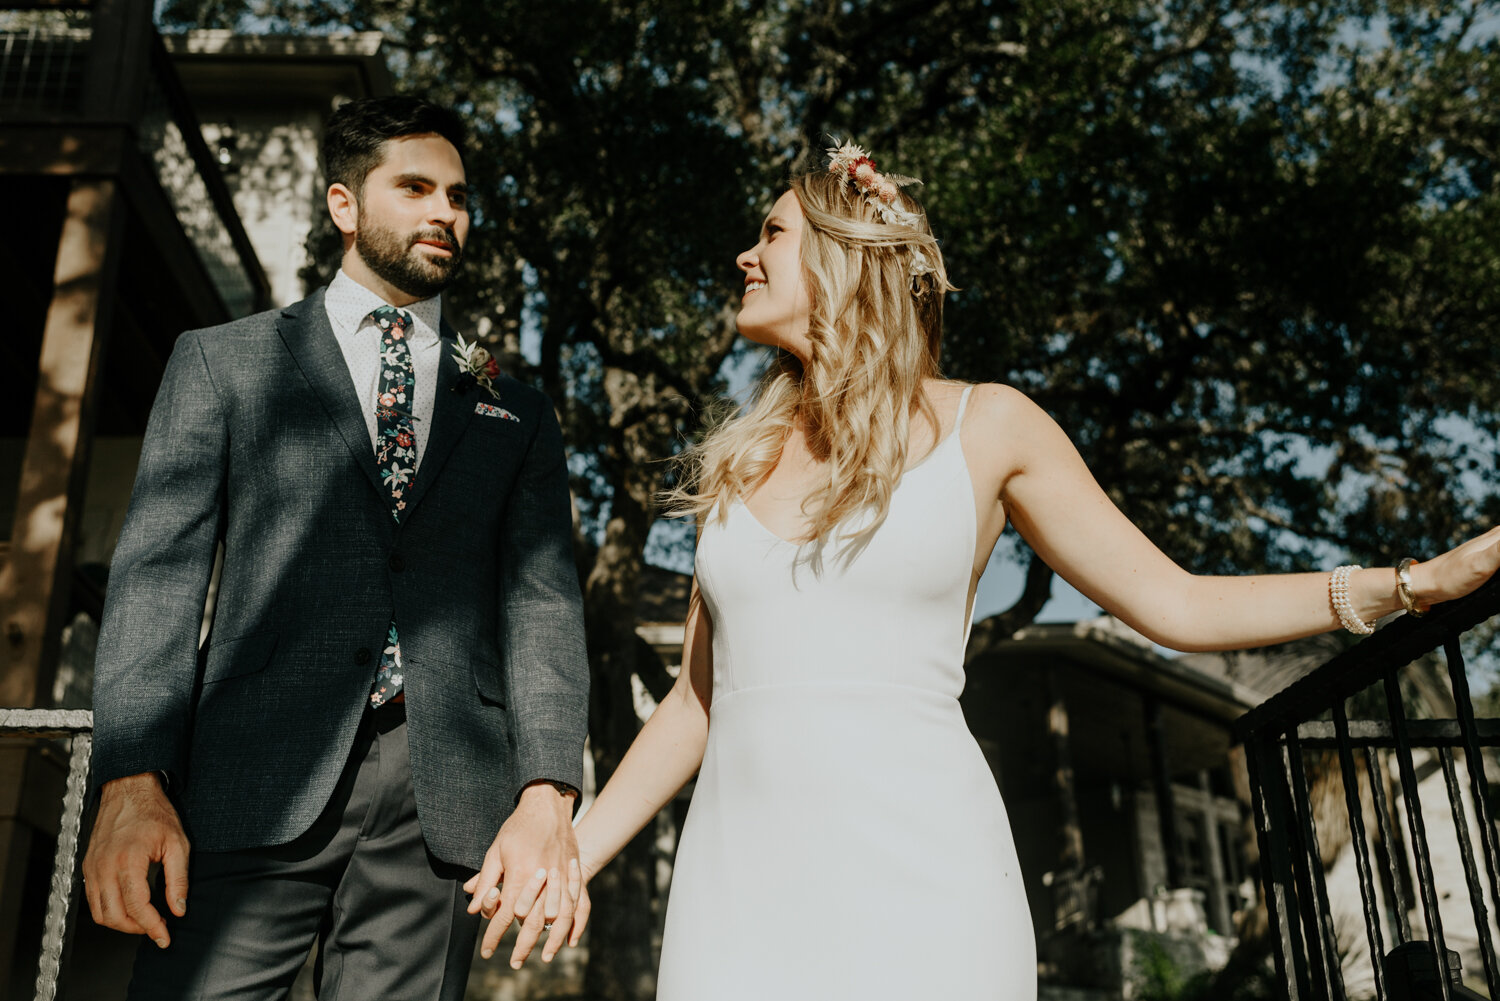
1048, 673, 1088, 929
0, 177, 124, 992
1145, 696, 1183, 888
1199, 769, 1232, 933
0, 178, 123, 708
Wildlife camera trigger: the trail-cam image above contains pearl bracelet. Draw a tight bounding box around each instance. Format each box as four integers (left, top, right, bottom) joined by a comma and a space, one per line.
1330, 565, 1376, 635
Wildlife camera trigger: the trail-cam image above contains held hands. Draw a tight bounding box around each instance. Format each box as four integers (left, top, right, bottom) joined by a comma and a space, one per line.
82, 772, 190, 948
464, 781, 592, 967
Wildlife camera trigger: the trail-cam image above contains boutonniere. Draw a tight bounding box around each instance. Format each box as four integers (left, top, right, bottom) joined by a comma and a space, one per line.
451, 335, 502, 400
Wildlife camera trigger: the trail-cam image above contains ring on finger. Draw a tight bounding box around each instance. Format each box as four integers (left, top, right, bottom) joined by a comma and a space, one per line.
544, 922, 553, 930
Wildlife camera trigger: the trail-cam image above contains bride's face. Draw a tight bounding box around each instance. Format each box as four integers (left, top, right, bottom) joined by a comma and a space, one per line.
735, 189, 813, 362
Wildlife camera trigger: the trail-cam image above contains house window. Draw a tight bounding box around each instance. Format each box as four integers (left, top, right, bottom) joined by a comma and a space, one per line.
1177, 812, 1210, 882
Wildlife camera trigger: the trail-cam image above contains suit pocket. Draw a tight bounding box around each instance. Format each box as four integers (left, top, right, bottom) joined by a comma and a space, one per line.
474, 411, 530, 435
473, 658, 507, 708
203, 631, 278, 684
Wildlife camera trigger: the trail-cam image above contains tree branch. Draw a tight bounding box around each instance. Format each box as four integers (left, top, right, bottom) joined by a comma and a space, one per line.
965, 550, 1055, 665
634, 633, 676, 704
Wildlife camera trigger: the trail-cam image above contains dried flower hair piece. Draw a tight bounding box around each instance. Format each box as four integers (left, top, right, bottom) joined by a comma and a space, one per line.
825, 138, 923, 227
825, 138, 936, 281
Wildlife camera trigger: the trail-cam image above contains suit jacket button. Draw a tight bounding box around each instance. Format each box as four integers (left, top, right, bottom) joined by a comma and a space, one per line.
354, 647, 372, 665
388, 553, 406, 572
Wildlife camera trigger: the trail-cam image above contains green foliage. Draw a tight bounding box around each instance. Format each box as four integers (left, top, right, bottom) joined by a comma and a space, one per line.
1133, 938, 1194, 1000
909, 0, 1500, 577
1133, 936, 1277, 1001
159, 0, 1500, 577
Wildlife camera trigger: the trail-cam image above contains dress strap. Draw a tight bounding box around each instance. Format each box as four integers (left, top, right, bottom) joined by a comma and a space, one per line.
954, 385, 975, 432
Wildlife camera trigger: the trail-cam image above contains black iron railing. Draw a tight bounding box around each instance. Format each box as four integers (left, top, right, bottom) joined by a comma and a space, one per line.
1234, 572, 1500, 1001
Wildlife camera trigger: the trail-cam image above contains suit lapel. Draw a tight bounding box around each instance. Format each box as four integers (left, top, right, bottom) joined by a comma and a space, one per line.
275, 290, 390, 506
400, 319, 478, 519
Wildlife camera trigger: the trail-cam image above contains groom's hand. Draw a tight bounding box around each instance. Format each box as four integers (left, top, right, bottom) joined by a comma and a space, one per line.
82, 772, 190, 949
465, 780, 580, 967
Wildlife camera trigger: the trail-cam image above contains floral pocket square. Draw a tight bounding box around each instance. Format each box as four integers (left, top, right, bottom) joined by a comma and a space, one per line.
475, 401, 521, 422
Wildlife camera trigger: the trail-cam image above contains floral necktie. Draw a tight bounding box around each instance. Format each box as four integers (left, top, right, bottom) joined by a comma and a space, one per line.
370, 305, 415, 707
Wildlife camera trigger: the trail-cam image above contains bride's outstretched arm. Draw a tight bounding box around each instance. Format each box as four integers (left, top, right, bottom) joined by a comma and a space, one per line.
971, 384, 1500, 652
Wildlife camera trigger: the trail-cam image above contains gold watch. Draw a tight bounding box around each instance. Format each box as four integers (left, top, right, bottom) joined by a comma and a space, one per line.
1396, 558, 1427, 617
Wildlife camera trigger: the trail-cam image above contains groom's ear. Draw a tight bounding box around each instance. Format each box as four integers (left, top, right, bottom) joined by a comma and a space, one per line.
327, 182, 360, 237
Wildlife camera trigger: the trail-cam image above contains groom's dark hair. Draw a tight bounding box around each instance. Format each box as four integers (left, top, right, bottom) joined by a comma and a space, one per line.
322, 95, 468, 198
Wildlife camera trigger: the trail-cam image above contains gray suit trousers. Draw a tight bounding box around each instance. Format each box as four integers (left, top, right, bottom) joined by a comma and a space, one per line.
125, 705, 480, 1001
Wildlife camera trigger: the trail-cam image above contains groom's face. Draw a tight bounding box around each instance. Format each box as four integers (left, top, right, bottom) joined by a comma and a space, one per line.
352, 134, 471, 299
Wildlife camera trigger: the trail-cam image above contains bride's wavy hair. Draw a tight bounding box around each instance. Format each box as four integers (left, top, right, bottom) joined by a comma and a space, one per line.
665, 167, 956, 550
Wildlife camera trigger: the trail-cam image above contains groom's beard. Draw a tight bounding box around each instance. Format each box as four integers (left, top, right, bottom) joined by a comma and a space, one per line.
356, 219, 464, 300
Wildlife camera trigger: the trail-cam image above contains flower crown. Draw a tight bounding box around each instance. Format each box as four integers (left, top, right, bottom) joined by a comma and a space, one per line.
826, 139, 923, 224
825, 138, 936, 279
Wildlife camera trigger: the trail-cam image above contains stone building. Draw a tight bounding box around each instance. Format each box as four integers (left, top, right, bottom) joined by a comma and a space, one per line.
967, 617, 1263, 998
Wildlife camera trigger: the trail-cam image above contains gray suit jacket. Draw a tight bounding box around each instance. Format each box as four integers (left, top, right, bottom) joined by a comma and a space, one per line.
91, 288, 589, 869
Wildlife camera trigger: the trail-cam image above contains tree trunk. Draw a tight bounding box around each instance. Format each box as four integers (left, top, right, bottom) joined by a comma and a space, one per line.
581, 369, 671, 1000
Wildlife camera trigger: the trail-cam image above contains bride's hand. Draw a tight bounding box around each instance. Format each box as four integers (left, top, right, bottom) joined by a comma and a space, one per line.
567, 862, 594, 950
546, 858, 591, 958
530, 849, 602, 957
1410, 526, 1500, 608
556, 850, 607, 947
510, 856, 596, 963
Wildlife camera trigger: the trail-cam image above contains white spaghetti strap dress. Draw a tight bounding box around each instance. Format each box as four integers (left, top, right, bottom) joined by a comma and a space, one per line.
657, 387, 1037, 1000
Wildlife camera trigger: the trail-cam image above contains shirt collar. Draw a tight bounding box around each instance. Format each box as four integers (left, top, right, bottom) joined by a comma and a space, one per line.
326, 269, 443, 344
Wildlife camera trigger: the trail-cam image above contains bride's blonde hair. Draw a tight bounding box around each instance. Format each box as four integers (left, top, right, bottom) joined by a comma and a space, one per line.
666, 167, 956, 549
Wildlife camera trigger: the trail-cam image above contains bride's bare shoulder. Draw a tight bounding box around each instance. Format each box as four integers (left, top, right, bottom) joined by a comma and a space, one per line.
922, 377, 1026, 406
945, 381, 1051, 430
918, 379, 1060, 438
954, 383, 1076, 484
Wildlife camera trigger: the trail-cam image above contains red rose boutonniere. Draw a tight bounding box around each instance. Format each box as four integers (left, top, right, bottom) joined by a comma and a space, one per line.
451, 335, 502, 400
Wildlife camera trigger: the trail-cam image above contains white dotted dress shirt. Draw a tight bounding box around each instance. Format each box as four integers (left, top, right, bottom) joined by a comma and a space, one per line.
324, 270, 444, 472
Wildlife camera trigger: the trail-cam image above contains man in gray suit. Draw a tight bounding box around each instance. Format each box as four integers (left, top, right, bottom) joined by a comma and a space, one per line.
81, 96, 589, 1000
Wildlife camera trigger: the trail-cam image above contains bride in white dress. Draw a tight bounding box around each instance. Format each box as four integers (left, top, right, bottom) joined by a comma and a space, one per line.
467, 142, 1500, 997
